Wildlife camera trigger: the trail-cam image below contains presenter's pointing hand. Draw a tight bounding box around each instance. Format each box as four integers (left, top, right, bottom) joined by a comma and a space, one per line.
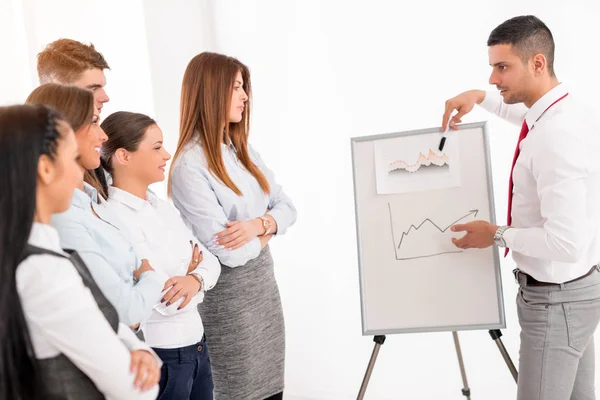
442, 90, 486, 131
450, 220, 497, 249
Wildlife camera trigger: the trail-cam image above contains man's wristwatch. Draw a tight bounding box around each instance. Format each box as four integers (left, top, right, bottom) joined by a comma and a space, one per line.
258, 215, 272, 235
493, 225, 511, 248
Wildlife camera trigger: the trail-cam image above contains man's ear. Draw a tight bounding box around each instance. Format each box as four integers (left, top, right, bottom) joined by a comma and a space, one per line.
114, 148, 130, 166
532, 53, 547, 76
37, 154, 55, 185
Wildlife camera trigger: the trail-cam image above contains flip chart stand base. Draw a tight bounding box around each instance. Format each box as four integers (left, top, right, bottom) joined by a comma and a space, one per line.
356, 330, 517, 399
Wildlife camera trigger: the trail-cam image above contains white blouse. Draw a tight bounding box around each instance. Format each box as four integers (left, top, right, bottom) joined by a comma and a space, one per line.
16, 222, 160, 400
105, 186, 221, 349
170, 141, 297, 267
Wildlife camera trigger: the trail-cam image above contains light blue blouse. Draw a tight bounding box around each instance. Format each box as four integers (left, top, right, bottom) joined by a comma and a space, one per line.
51, 183, 163, 326
170, 140, 297, 267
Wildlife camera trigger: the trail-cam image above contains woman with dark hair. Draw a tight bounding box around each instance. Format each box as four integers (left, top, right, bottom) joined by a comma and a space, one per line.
100, 111, 221, 399
169, 52, 297, 400
0, 104, 160, 399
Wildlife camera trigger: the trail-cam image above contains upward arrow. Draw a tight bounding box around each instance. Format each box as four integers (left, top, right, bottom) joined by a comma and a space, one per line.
393, 209, 479, 250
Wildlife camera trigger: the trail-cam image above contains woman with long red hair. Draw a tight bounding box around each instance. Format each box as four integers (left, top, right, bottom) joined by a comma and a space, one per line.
169, 52, 297, 400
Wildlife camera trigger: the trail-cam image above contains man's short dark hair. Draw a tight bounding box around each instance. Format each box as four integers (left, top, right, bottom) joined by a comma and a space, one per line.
487, 15, 555, 76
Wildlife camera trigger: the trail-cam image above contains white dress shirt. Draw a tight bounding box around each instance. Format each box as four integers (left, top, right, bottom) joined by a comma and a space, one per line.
170, 141, 297, 267
17, 222, 160, 400
480, 84, 600, 283
105, 186, 221, 349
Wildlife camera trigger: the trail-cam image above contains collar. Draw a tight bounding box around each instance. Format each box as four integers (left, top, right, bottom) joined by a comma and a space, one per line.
28, 222, 63, 252
221, 141, 237, 153
71, 182, 100, 210
108, 186, 158, 210
525, 83, 569, 131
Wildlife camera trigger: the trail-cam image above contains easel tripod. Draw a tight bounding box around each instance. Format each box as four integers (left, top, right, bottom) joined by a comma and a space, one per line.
357, 329, 518, 399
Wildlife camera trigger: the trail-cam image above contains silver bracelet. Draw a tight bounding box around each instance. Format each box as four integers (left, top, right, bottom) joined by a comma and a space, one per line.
189, 273, 205, 292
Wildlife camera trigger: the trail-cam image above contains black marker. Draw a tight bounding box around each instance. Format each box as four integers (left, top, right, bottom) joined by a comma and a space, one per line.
438, 136, 447, 151
438, 117, 451, 151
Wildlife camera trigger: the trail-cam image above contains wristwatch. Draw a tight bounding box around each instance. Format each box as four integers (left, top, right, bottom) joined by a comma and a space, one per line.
493, 225, 511, 248
258, 215, 272, 235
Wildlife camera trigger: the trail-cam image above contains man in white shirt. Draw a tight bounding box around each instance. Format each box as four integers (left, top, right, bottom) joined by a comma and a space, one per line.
442, 15, 600, 400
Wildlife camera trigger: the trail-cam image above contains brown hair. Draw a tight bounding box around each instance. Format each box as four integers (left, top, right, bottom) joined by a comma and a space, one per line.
168, 52, 269, 196
25, 83, 106, 199
100, 111, 157, 175
37, 38, 110, 84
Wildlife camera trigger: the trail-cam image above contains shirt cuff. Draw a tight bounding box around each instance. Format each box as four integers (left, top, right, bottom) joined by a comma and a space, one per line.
267, 209, 288, 235
117, 323, 162, 367
217, 237, 261, 267
503, 227, 521, 252
137, 270, 156, 281
188, 271, 205, 291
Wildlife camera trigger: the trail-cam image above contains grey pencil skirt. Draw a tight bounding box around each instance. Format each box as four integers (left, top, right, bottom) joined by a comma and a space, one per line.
198, 245, 285, 399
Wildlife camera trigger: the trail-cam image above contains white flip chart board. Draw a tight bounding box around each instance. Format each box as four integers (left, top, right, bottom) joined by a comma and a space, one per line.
351, 121, 505, 335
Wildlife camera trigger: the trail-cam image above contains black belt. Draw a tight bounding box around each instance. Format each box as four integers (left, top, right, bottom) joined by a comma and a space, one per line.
516, 265, 599, 287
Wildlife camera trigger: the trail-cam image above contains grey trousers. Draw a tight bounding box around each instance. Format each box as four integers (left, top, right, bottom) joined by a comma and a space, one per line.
515, 266, 600, 400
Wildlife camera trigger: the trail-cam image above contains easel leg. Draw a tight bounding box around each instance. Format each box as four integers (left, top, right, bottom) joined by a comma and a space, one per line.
357, 335, 386, 400
489, 329, 518, 383
452, 331, 471, 399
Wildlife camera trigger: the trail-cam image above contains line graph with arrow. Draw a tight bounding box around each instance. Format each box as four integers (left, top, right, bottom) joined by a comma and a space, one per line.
388, 205, 479, 260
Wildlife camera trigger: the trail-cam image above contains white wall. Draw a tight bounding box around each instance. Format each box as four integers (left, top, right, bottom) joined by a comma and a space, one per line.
2, 1, 600, 398
2, 0, 154, 114
141, 0, 216, 195
0, 0, 33, 104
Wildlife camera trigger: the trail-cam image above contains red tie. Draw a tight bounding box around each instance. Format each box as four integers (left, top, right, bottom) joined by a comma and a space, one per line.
504, 92, 569, 257
507, 121, 529, 227
504, 121, 529, 255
